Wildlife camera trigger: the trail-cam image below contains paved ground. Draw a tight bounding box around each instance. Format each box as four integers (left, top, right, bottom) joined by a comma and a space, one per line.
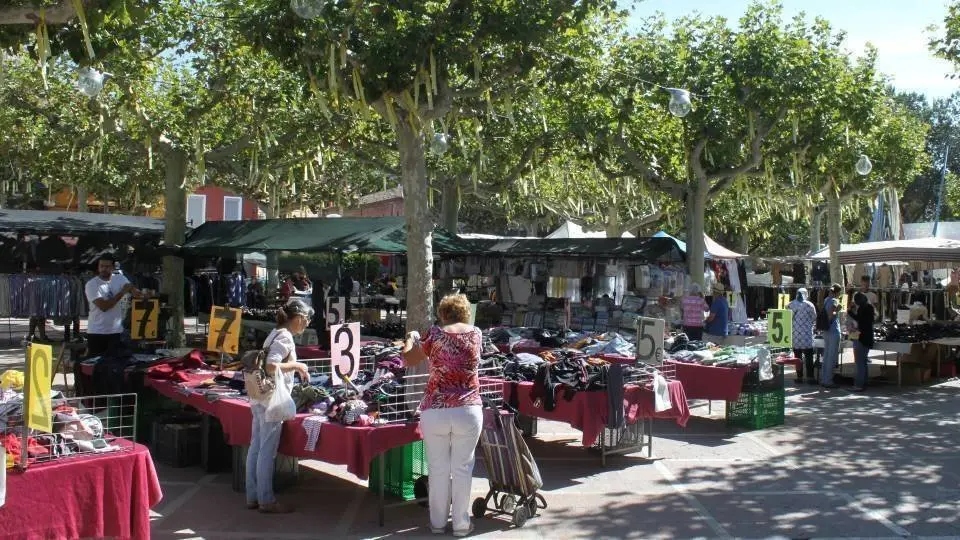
2, 318, 958, 539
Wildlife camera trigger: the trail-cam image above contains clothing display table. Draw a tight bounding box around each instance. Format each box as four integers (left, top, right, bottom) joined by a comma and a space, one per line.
662, 360, 753, 402
144, 374, 420, 479
0, 440, 162, 540
500, 378, 689, 464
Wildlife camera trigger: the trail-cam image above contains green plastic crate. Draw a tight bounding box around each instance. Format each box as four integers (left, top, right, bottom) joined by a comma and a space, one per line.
726, 388, 785, 430
368, 440, 428, 500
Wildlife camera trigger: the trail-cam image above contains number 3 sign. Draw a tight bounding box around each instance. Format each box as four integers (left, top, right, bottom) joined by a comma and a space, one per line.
767, 309, 793, 348
635, 316, 665, 365
330, 321, 360, 385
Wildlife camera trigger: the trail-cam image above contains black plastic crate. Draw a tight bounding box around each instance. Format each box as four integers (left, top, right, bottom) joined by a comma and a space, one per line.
151, 418, 202, 468
741, 364, 784, 393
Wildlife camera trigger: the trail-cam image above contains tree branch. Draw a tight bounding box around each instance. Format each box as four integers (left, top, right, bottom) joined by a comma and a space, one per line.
706, 106, 788, 196
0, 0, 87, 25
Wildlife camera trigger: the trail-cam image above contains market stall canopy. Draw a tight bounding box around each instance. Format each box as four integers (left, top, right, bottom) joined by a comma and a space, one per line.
466, 236, 685, 262
809, 237, 960, 264
0, 209, 167, 237
652, 231, 745, 260
546, 220, 635, 239
183, 217, 475, 255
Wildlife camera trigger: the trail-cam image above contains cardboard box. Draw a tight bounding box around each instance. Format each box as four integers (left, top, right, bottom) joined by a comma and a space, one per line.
883, 363, 931, 385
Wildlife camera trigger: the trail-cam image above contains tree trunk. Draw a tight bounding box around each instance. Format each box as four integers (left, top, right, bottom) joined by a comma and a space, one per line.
264, 190, 280, 297
810, 206, 823, 253
825, 182, 844, 286
77, 185, 88, 212
439, 178, 459, 233
604, 202, 621, 238
737, 229, 749, 255
162, 152, 188, 347
396, 120, 434, 367
685, 183, 708, 285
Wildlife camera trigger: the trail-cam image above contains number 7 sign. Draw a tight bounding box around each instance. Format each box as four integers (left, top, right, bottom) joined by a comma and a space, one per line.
207, 305, 242, 355
130, 299, 160, 340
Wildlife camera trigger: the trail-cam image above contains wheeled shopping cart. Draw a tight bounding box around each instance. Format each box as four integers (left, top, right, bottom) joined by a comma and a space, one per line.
471, 401, 547, 527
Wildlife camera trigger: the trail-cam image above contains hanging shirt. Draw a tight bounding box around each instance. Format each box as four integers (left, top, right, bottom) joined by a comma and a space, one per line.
788, 299, 817, 349
85, 274, 130, 335
681, 295, 709, 328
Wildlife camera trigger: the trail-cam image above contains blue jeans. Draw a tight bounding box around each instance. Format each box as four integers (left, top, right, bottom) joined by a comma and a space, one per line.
821, 330, 841, 385
853, 341, 870, 389
246, 402, 284, 505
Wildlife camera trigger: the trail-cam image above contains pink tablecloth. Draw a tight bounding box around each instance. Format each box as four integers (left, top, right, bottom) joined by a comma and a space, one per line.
144, 375, 420, 480
0, 440, 162, 540
663, 360, 752, 401
501, 379, 689, 448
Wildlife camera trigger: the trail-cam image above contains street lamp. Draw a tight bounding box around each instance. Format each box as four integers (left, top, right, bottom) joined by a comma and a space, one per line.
666, 88, 692, 118
856, 154, 872, 176
290, 0, 325, 19
76, 67, 106, 98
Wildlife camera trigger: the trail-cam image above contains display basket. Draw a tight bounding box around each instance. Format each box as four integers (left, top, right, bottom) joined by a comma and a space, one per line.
726, 387, 785, 430
741, 363, 785, 393
367, 440, 428, 500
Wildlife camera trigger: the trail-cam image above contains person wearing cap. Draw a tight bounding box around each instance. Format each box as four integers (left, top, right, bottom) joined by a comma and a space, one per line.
245, 299, 312, 514
681, 282, 710, 340
821, 283, 844, 388
788, 288, 817, 384
704, 282, 730, 338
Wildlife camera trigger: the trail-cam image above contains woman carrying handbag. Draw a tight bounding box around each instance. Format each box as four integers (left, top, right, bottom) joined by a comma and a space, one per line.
244, 299, 312, 513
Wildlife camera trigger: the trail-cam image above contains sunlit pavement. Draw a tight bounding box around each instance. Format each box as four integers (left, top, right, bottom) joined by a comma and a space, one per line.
1, 327, 958, 539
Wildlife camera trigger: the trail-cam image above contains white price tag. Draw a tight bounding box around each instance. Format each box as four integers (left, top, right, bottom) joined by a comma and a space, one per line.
326, 296, 346, 327
635, 316, 666, 365
330, 321, 360, 385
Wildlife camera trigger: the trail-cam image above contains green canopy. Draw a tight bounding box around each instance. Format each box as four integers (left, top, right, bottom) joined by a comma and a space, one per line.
183, 216, 476, 255
0, 209, 167, 237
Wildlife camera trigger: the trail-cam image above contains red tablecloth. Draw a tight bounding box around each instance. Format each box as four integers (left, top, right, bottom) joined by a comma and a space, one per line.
144, 374, 420, 479
663, 360, 752, 401
0, 440, 162, 540
501, 379, 689, 448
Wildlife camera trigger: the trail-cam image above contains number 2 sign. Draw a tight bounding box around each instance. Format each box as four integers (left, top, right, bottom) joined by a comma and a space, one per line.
767, 309, 793, 348
207, 305, 242, 355
330, 322, 360, 385
635, 316, 665, 365
25, 343, 53, 433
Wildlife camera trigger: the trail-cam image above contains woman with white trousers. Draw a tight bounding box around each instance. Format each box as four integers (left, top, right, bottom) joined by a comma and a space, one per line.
403, 294, 483, 537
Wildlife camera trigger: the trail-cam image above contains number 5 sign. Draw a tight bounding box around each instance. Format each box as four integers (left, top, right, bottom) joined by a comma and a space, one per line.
330, 322, 360, 385
767, 309, 793, 348
130, 298, 160, 340
326, 297, 346, 328
207, 305, 242, 355
635, 316, 665, 365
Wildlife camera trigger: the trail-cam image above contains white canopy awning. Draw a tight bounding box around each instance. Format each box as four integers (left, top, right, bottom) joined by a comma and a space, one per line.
809, 237, 960, 264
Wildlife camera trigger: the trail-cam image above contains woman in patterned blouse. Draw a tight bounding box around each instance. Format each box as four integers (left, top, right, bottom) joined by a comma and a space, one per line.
402, 294, 482, 537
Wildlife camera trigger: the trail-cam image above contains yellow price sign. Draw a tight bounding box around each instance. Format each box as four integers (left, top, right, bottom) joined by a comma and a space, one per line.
207, 305, 242, 355
726, 291, 738, 308
839, 292, 849, 313
776, 293, 791, 310
130, 298, 160, 340
767, 309, 793, 348
25, 343, 53, 433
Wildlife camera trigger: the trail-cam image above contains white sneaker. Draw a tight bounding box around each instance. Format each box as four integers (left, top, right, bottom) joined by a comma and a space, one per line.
453, 523, 475, 537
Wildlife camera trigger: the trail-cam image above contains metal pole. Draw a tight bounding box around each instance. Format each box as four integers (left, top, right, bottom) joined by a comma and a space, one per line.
19, 345, 30, 470
933, 145, 950, 237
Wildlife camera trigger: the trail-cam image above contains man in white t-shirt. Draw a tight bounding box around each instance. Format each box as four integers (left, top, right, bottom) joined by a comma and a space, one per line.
85, 253, 141, 357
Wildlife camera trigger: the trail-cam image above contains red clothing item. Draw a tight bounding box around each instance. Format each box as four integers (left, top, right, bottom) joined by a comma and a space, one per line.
419, 326, 482, 410
3, 433, 49, 467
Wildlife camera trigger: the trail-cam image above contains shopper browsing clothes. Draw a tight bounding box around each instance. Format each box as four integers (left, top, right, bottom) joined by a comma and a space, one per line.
821, 283, 844, 388
85, 253, 142, 357
704, 282, 730, 338
680, 283, 710, 340
246, 299, 312, 514
788, 288, 818, 384
848, 292, 875, 392
402, 294, 483, 537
